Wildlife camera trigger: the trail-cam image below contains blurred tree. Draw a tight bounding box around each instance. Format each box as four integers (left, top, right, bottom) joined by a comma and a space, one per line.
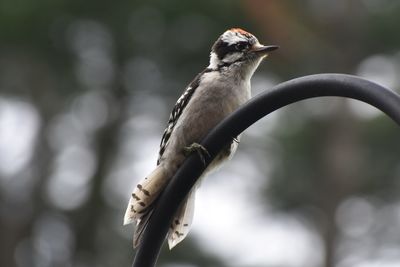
1, 0, 400, 267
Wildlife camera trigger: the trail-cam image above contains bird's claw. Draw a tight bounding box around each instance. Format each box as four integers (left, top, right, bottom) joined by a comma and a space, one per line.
183, 143, 210, 165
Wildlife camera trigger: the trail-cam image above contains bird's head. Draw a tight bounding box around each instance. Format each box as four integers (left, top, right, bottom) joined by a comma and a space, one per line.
209, 28, 278, 78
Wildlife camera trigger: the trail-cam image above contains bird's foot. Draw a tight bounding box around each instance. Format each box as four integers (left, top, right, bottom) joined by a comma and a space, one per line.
183, 143, 210, 165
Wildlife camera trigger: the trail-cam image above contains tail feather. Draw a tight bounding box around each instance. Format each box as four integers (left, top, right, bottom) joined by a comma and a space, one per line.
124, 165, 167, 225
133, 208, 154, 248
167, 189, 196, 249
124, 165, 197, 249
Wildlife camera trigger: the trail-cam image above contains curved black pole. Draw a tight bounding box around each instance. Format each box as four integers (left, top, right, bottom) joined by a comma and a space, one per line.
132, 73, 400, 267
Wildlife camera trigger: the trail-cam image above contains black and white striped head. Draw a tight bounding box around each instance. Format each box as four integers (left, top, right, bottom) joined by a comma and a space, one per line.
209, 28, 278, 74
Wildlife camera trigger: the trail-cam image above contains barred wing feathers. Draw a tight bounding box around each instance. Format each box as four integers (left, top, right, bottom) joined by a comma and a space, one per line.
157, 68, 212, 164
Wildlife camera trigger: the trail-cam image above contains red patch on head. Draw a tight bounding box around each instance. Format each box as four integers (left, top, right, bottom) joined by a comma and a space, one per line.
230, 28, 252, 37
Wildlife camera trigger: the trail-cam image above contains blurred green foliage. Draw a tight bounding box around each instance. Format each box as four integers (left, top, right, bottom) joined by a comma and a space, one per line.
1, 1, 400, 267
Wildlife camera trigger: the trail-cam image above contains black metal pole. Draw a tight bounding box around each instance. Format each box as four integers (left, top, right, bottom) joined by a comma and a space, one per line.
132, 73, 400, 267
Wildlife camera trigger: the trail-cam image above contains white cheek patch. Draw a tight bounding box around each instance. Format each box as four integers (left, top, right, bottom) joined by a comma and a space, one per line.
221, 31, 248, 46
222, 52, 244, 64
208, 52, 220, 69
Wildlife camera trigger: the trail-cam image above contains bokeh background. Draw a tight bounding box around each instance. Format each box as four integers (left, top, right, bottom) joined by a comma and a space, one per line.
1, 0, 400, 267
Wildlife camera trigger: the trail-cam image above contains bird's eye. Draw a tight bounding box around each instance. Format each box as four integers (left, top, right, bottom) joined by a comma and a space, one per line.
235, 42, 248, 51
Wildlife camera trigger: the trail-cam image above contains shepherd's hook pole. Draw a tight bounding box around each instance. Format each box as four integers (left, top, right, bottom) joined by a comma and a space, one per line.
132, 73, 400, 267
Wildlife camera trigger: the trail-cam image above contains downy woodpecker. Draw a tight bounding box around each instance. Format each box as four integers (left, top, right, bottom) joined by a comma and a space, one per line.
124, 28, 278, 249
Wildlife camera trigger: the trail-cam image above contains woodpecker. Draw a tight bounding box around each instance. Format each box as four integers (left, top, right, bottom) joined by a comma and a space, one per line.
124, 28, 278, 249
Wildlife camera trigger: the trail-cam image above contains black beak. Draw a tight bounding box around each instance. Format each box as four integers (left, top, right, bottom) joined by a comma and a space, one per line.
251, 45, 279, 55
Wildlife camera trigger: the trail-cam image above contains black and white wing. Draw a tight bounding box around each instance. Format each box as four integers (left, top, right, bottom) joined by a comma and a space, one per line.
157, 68, 212, 165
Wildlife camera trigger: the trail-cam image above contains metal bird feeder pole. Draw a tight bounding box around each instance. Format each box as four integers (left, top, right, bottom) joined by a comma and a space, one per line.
132, 73, 400, 267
